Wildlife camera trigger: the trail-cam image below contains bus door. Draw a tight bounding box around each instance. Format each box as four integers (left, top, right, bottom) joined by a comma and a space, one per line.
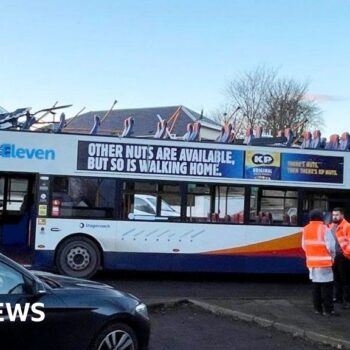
302, 190, 350, 225
0, 174, 36, 257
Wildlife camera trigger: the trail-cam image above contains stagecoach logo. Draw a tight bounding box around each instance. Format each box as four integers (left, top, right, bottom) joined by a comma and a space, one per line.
252, 154, 274, 165
79, 222, 111, 229
0, 143, 55, 160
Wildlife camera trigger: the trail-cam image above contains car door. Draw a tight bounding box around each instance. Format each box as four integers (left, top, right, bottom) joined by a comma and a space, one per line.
0, 260, 67, 350
0, 260, 40, 348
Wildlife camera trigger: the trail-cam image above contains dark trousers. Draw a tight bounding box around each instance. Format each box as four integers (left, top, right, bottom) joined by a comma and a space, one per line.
333, 253, 350, 302
312, 282, 334, 313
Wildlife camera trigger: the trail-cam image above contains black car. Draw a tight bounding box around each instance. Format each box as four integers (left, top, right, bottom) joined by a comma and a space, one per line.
0, 253, 150, 350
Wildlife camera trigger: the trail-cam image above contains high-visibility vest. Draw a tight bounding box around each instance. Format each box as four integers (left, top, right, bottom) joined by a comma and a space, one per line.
302, 221, 333, 268
335, 219, 350, 259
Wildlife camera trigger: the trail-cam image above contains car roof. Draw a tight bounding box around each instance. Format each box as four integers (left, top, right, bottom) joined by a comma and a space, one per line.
135, 194, 155, 200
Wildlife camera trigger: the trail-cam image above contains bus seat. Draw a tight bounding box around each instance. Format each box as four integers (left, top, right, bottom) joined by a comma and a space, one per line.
228, 129, 236, 143
90, 115, 100, 135
339, 132, 350, 151
261, 212, 272, 224
284, 128, 294, 147
219, 123, 232, 143
325, 134, 339, 150
189, 122, 201, 141
255, 126, 263, 138
215, 126, 225, 142
211, 213, 219, 222
244, 128, 254, 145
311, 130, 321, 148
276, 129, 285, 137
254, 213, 262, 224
301, 131, 312, 148
290, 215, 298, 225
231, 213, 239, 223
21, 111, 36, 130
224, 214, 231, 222
261, 215, 270, 224
282, 213, 290, 225
183, 123, 193, 141
121, 116, 134, 137
154, 120, 161, 138
54, 113, 66, 133
238, 211, 244, 223
154, 120, 168, 139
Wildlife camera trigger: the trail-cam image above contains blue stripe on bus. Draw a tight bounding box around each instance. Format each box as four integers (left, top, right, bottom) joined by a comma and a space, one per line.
33, 250, 55, 269
104, 252, 307, 274
33, 250, 307, 274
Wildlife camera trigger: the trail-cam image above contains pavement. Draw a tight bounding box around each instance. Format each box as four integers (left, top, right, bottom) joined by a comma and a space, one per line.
145, 296, 350, 349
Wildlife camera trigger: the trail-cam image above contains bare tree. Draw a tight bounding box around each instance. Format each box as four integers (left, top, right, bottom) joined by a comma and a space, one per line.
213, 66, 323, 138
225, 66, 277, 128
265, 78, 322, 138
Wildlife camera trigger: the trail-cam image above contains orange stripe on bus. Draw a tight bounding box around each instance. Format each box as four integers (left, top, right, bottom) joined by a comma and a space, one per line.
203, 232, 302, 255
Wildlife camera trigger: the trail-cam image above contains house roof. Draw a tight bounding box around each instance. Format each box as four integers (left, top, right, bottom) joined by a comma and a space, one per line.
63, 105, 221, 136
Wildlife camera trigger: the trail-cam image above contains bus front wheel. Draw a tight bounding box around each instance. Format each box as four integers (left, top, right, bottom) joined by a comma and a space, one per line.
56, 236, 101, 279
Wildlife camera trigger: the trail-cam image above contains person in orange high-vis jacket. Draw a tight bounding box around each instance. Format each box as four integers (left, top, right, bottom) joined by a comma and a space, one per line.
329, 208, 350, 309
302, 209, 336, 316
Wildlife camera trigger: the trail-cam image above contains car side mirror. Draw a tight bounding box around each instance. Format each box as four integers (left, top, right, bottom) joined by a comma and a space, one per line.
33, 279, 47, 295
23, 276, 46, 296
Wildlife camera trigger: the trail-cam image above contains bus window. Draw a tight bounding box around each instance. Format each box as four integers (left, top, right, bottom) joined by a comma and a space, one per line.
303, 193, 328, 213
250, 187, 298, 225
302, 193, 329, 225
51, 176, 116, 219
186, 184, 211, 222
6, 178, 29, 214
159, 184, 180, 218
215, 186, 245, 223
123, 182, 180, 220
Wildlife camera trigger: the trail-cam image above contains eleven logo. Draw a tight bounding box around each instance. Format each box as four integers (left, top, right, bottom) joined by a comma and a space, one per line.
0, 144, 55, 160
0, 144, 11, 157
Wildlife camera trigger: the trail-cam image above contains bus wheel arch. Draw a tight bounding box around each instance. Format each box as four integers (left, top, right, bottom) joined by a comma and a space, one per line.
55, 234, 103, 279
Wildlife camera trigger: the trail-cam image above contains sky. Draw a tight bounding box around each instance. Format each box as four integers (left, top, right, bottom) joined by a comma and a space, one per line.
1, 0, 349, 137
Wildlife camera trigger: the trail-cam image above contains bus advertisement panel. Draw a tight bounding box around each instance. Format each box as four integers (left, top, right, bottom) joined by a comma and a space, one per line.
281, 153, 344, 184
245, 150, 343, 184
77, 141, 245, 178
78, 141, 344, 184
245, 151, 281, 180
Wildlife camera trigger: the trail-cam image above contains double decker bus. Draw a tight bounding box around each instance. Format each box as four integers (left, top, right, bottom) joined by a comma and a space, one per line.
0, 128, 347, 278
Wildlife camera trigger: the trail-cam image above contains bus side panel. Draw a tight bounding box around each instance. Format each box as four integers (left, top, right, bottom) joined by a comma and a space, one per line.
33, 219, 306, 274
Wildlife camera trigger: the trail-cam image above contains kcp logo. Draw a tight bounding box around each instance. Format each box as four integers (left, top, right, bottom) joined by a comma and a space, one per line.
252, 154, 274, 165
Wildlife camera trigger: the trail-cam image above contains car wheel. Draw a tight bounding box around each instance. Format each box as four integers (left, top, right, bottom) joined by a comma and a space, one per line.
91, 322, 139, 350
56, 236, 101, 278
